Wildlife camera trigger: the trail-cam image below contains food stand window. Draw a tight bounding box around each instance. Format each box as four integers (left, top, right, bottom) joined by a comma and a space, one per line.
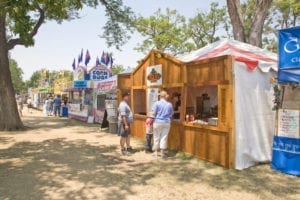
133, 89, 146, 115
186, 85, 218, 126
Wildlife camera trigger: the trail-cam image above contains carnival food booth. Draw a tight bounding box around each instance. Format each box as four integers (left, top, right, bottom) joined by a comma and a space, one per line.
93, 69, 133, 131
131, 39, 277, 169
66, 66, 93, 121
89, 65, 113, 124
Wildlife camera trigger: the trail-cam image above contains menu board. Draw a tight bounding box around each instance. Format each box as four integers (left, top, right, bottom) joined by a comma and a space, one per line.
147, 88, 159, 113
278, 109, 300, 138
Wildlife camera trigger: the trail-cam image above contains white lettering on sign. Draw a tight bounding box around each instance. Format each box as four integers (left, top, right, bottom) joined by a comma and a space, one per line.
284, 37, 300, 53
291, 57, 300, 63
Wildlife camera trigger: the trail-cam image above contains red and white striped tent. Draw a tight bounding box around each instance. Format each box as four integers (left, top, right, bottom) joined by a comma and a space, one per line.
178, 39, 278, 169
179, 39, 277, 71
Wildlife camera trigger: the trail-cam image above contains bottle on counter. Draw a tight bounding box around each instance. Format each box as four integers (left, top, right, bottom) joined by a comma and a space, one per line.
186, 114, 189, 122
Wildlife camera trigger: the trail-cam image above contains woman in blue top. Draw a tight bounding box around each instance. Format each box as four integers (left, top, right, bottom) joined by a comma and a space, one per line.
152, 91, 174, 159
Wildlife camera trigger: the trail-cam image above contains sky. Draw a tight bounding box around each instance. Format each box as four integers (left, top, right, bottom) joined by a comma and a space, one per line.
11, 0, 226, 80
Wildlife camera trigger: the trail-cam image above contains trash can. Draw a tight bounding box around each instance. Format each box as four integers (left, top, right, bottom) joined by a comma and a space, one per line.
61, 106, 68, 117
108, 116, 118, 134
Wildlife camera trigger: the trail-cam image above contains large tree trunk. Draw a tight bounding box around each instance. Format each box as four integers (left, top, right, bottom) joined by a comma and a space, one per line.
226, 0, 245, 42
226, 0, 273, 48
248, 0, 273, 47
0, 11, 24, 131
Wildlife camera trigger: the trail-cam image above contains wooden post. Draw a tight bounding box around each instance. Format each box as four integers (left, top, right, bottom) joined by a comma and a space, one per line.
227, 56, 235, 168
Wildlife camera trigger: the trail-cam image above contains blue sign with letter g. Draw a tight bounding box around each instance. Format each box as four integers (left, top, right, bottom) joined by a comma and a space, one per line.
278, 27, 300, 83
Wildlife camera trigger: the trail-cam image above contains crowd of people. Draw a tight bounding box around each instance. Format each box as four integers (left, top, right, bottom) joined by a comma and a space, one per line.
43, 95, 63, 117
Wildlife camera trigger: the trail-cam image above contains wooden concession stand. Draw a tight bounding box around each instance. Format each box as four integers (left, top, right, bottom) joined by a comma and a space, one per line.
128, 50, 234, 168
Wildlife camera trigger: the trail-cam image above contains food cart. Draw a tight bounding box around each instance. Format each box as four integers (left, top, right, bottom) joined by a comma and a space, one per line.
130, 39, 277, 169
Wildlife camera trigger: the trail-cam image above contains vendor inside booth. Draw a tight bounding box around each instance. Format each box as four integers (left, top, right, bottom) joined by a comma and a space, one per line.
186, 85, 218, 125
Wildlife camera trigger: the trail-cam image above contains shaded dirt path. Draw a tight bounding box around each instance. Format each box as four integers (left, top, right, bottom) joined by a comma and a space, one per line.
0, 109, 299, 200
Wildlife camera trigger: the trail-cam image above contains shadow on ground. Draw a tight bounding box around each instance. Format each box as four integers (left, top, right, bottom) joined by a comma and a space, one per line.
22, 115, 100, 132
0, 137, 299, 200
0, 113, 299, 200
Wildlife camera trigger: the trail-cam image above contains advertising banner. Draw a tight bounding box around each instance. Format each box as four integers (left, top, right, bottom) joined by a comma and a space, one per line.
90, 66, 111, 81
73, 80, 87, 88
74, 66, 86, 81
278, 27, 300, 83
272, 109, 300, 176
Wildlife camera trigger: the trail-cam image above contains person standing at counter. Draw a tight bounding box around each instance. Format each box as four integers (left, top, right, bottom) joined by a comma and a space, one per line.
152, 91, 174, 159
118, 92, 133, 155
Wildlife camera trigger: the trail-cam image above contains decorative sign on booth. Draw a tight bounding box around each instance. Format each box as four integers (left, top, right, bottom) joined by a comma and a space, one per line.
69, 104, 81, 112
90, 66, 112, 81
97, 80, 116, 91
73, 80, 87, 88
278, 109, 300, 138
74, 66, 86, 81
272, 109, 300, 176
146, 65, 162, 86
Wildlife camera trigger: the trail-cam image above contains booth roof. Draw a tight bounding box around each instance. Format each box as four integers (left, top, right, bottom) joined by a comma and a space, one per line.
119, 68, 133, 74
177, 39, 278, 72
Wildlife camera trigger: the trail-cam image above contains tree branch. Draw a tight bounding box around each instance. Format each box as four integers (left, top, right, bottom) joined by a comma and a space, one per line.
7, 7, 45, 50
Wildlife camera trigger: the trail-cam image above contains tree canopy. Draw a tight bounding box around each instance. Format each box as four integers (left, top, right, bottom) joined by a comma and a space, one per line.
134, 8, 191, 55
187, 2, 228, 49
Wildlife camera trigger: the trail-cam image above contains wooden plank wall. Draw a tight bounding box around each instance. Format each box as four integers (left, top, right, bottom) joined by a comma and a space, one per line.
132, 116, 183, 151
182, 126, 229, 167
167, 122, 182, 150
186, 56, 230, 84
131, 116, 147, 140
132, 50, 184, 88
118, 74, 132, 90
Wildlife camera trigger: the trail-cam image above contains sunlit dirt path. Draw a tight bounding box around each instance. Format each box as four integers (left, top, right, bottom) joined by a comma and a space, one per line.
0, 109, 299, 200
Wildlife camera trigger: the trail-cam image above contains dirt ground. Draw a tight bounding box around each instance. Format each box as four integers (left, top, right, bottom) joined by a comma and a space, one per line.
0, 109, 299, 200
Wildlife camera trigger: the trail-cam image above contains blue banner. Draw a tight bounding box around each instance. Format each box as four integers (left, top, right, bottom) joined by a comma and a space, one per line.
271, 136, 300, 176
278, 27, 300, 84
73, 80, 87, 88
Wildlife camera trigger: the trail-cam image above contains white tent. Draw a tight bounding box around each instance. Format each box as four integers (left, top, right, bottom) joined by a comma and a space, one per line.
178, 39, 278, 169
